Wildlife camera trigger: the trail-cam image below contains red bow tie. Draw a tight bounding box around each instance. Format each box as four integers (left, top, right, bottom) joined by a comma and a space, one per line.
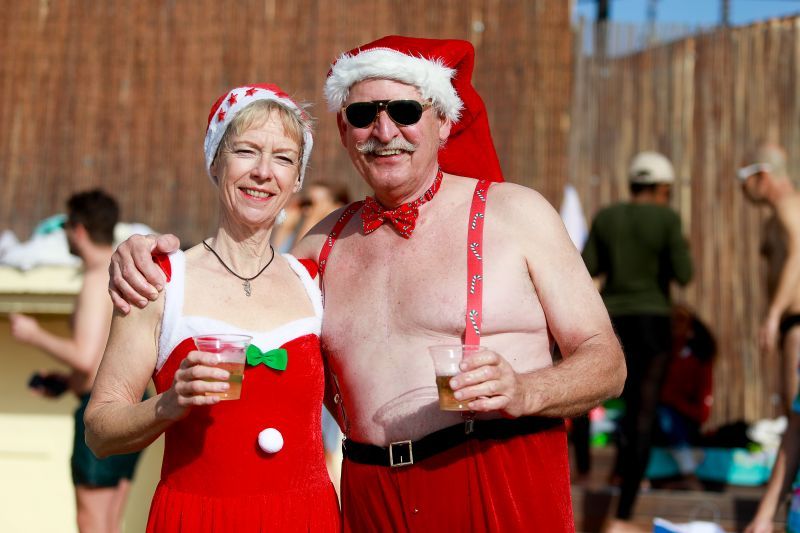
360, 169, 443, 239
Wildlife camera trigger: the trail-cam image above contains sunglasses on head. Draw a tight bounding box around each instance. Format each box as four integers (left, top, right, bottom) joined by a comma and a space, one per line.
342, 99, 433, 129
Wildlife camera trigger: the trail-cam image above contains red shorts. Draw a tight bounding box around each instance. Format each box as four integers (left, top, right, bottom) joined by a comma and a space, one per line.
341, 425, 574, 532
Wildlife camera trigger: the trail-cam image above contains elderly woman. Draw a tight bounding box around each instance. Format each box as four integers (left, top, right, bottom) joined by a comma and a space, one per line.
84, 84, 340, 532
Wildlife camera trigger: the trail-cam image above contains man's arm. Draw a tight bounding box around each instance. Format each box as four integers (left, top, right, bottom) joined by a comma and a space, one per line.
10, 270, 112, 375
109, 206, 349, 313
108, 233, 180, 314
761, 196, 800, 353
745, 411, 800, 533
453, 185, 626, 418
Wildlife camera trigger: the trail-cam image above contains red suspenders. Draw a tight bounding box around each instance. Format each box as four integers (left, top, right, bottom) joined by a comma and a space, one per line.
465, 180, 490, 345
317, 200, 364, 306
318, 200, 364, 278
318, 181, 490, 339
319, 181, 491, 437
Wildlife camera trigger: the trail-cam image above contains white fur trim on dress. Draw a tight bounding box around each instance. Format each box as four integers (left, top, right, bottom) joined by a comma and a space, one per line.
157, 250, 186, 372
324, 48, 463, 123
203, 87, 313, 189
283, 254, 323, 319
155, 252, 323, 373
159, 315, 321, 372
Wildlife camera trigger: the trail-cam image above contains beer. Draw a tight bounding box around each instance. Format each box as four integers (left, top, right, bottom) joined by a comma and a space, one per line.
205, 360, 245, 400
194, 334, 252, 401
436, 375, 469, 411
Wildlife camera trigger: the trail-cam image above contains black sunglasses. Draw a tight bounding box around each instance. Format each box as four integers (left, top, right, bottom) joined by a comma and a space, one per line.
342, 99, 433, 128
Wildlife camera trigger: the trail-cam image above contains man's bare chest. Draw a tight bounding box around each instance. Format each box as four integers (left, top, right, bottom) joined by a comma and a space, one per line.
321, 231, 543, 343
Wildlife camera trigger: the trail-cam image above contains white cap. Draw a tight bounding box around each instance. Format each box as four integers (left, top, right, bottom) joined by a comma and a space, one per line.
736, 162, 773, 181
628, 151, 676, 184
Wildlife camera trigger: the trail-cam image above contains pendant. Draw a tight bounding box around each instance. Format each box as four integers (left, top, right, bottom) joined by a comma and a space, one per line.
243, 280, 252, 297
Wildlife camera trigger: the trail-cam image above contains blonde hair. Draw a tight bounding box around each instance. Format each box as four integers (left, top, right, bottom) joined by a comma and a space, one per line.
213, 99, 311, 171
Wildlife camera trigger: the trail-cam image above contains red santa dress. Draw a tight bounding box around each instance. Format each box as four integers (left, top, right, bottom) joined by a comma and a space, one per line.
146, 251, 340, 532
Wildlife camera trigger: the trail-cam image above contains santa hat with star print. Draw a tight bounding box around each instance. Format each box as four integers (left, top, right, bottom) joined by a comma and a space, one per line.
324, 35, 504, 183
204, 83, 314, 187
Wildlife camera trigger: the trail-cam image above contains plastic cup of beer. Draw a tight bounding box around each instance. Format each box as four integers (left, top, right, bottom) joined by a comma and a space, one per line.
428, 344, 486, 411
192, 334, 252, 400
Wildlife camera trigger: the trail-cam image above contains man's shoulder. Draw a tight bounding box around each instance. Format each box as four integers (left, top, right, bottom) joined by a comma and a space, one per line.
75, 263, 113, 312
292, 204, 356, 260
592, 202, 681, 229
439, 177, 549, 217
652, 203, 682, 220
480, 182, 564, 239
486, 181, 548, 209
594, 202, 624, 215
631, 202, 681, 219
591, 202, 628, 224
81, 263, 111, 287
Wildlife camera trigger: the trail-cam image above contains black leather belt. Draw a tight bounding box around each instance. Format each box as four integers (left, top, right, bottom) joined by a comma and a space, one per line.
342, 416, 564, 467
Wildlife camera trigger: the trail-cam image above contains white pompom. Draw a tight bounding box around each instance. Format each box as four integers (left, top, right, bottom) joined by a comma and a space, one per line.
258, 427, 284, 454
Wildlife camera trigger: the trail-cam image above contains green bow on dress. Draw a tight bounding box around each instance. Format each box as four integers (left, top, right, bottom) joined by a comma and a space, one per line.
245, 345, 288, 371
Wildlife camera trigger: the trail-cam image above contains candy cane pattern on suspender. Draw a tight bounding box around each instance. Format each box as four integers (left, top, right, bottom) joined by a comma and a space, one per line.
318, 200, 364, 303
465, 180, 490, 346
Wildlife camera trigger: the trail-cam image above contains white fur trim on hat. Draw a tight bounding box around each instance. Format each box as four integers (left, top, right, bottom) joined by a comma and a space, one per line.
324, 48, 463, 122
203, 87, 313, 189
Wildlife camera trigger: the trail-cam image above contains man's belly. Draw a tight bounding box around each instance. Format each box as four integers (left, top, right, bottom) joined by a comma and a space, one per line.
328, 333, 553, 446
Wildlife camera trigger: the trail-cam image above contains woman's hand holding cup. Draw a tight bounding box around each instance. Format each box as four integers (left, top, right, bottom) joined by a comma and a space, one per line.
158, 350, 232, 420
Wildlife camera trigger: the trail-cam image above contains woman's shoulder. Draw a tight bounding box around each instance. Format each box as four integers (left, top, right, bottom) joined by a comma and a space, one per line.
183, 243, 206, 260
183, 242, 220, 271
282, 253, 318, 279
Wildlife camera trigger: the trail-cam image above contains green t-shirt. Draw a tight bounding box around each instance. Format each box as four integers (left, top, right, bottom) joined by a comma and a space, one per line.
582, 202, 693, 316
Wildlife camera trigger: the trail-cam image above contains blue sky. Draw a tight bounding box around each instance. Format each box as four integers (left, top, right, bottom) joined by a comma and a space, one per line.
574, 0, 800, 25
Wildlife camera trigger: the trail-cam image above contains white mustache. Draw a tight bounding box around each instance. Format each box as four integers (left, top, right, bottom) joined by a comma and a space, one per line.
356, 137, 417, 154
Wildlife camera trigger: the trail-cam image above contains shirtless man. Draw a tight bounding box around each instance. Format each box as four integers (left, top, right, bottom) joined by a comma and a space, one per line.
741, 144, 800, 533
738, 142, 800, 413
108, 36, 625, 531
10, 189, 142, 533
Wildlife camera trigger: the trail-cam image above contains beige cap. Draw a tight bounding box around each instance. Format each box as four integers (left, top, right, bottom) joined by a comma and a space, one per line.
628, 151, 675, 184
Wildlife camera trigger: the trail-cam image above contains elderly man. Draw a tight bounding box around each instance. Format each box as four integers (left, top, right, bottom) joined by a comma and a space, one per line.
108, 36, 625, 531
738, 142, 800, 415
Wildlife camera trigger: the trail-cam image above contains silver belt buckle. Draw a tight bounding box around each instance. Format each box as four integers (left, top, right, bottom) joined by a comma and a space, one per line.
389, 440, 414, 467
464, 419, 475, 435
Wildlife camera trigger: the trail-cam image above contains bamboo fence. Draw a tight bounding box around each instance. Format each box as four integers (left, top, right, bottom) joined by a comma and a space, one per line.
0, 0, 571, 245
570, 17, 800, 425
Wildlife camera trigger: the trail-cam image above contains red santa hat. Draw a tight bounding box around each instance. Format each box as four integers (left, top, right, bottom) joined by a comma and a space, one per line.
204, 83, 313, 187
324, 35, 504, 183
